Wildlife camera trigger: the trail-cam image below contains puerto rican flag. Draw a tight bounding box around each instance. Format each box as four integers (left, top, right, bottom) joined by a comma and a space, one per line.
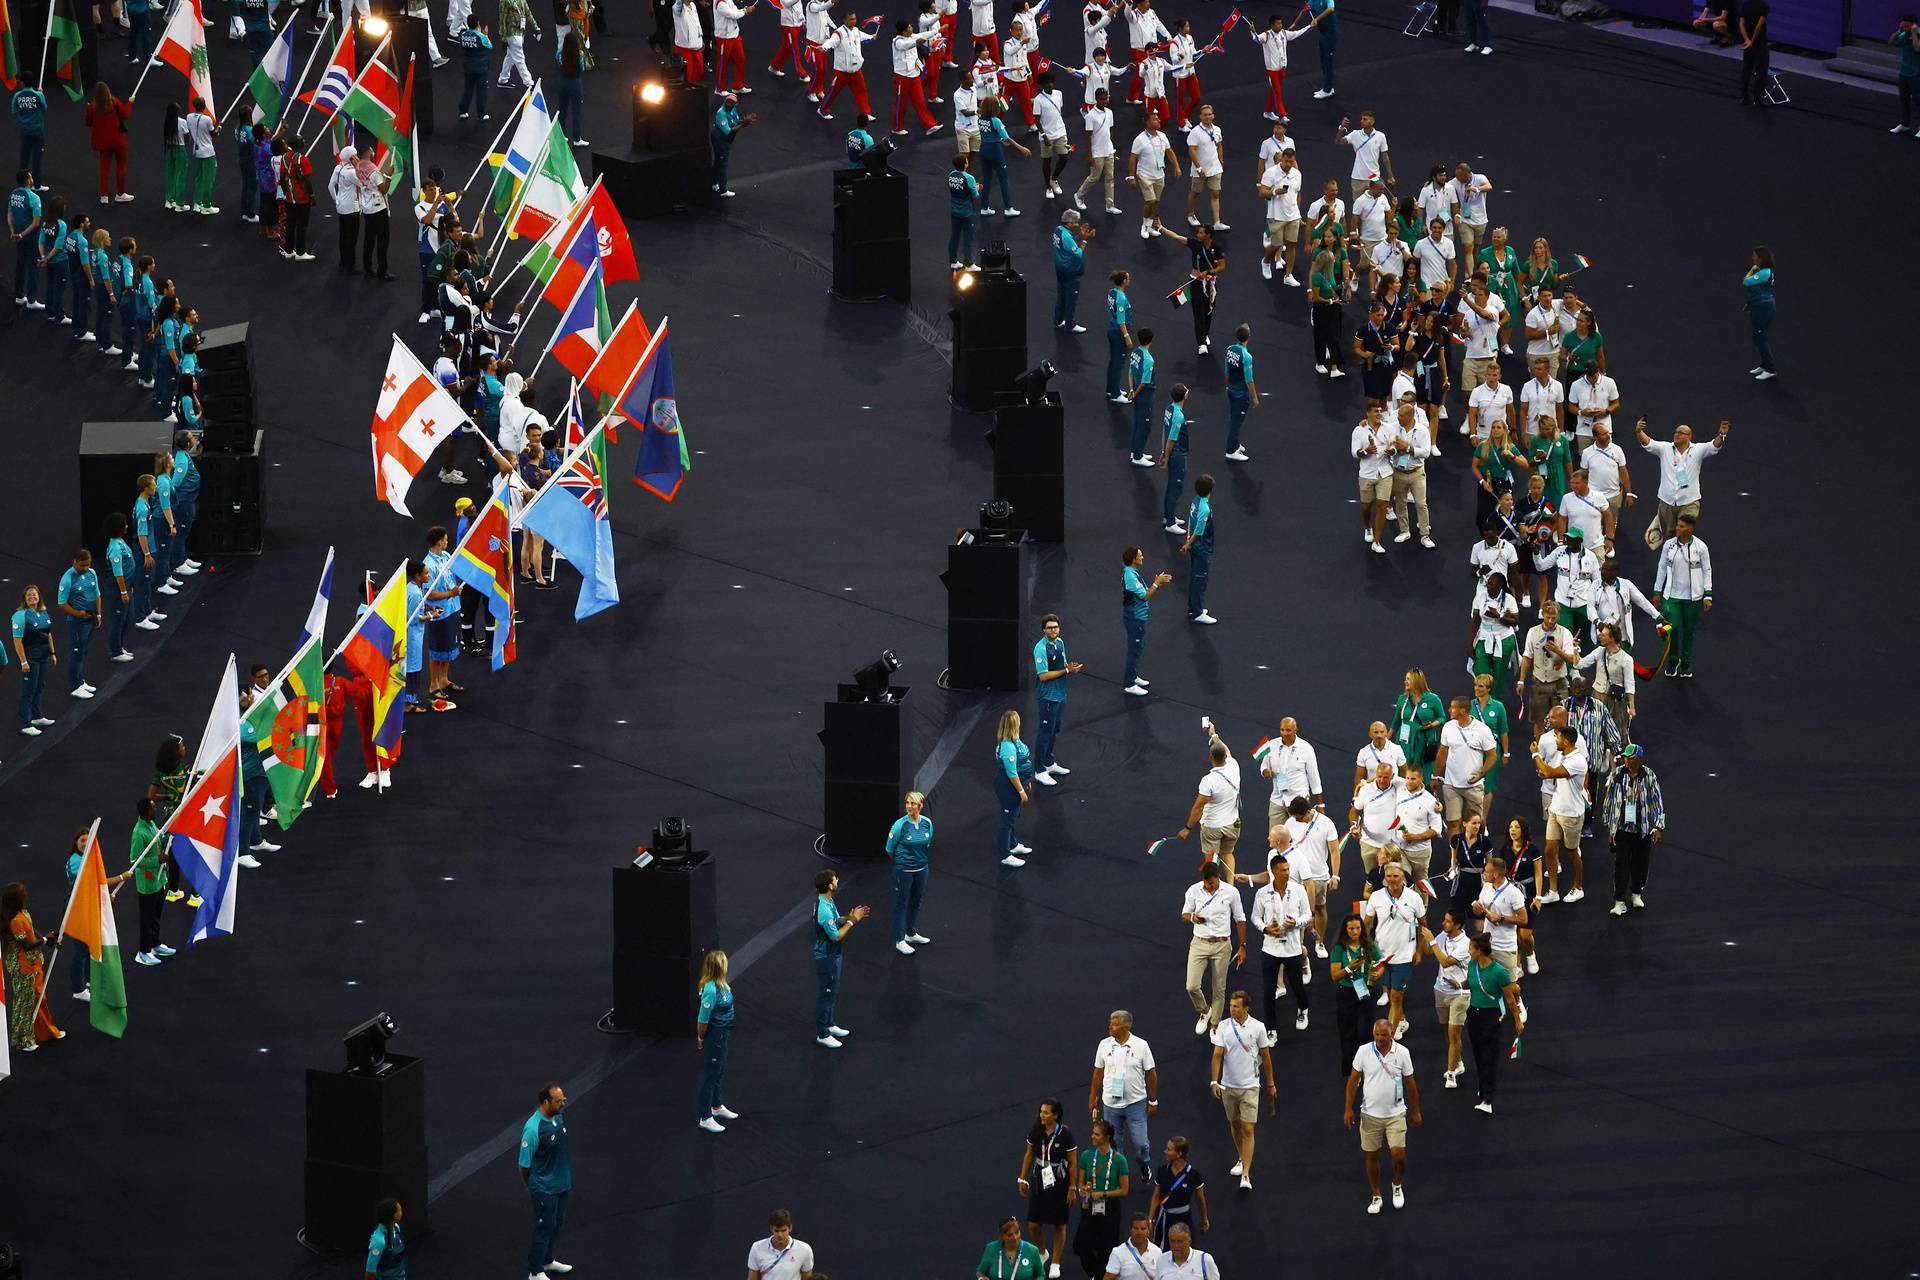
170, 657, 242, 947
301, 27, 356, 119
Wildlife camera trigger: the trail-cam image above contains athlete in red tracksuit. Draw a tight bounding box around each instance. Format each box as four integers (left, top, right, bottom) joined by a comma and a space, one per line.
320, 670, 379, 796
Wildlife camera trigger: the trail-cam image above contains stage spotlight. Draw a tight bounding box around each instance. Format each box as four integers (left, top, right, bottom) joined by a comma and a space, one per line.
1008, 360, 1058, 404
979, 499, 1015, 540
651, 816, 694, 865
852, 650, 902, 702
639, 80, 668, 105
342, 1012, 398, 1077
955, 270, 976, 291
360, 15, 389, 34
980, 241, 1012, 274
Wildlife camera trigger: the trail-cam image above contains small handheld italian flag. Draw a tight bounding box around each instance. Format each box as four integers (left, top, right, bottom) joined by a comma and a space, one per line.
1252, 736, 1276, 767
1567, 253, 1593, 273
1146, 835, 1178, 857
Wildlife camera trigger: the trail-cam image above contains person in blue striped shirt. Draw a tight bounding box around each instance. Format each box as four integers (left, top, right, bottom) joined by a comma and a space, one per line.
1181, 474, 1216, 625
885, 791, 933, 952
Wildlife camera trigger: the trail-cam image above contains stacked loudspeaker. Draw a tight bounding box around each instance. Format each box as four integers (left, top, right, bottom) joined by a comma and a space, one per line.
303, 1056, 428, 1251
945, 530, 1025, 691
194, 322, 266, 555
821, 684, 909, 856
77, 421, 174, 559
991, 391, 1065, 543
950, 259, 1027, 411
610, 856, 716, 1034
832, 170, 910, 302
590, 83, 715, 218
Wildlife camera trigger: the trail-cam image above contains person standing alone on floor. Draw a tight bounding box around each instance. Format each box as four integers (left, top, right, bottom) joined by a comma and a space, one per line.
519, 1083, 574, 1280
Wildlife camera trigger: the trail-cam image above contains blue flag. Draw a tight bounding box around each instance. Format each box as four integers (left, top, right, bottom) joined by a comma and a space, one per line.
625, 330, 690, 502
521, 428, 619, 620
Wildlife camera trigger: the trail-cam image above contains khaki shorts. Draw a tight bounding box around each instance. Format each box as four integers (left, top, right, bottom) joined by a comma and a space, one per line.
1267, 217, 1301, 245
1359, 1111, 1408, 1152
1137, 175, 1164, 203
1200, 820, 1241, 863
1545, 810, 1583, 848
1358, 474, 1392, 504
1192, 171, 1222, 192
1041, 134, 1070, 157
1493, 948, 1519, 972
957, 128, 981, 154
1360, 840, 1387, 872
1221, 1085, 1260, 1125
1435, 989, 1469, 1026
1442, 782, 1486, 824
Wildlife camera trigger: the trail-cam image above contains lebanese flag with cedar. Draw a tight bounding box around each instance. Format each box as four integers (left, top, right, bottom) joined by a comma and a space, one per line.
156, 0, 213, 108
371, 337, 466, 516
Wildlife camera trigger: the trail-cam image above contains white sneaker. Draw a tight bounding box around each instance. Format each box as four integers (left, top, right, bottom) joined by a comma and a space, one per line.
237, 854, 263, 868
1315, 941, 1328, 959
1194, 1015, 1209, 1035
1192, 611, 1217, 625
250, 840, 282, 853
71, 687, 95, 699
1070, 324, 1087, 333
1239, 1174, 1252, 1190
1371, 541, 1386, 555
1225, 446, 1249, 461
1035, 770, 1057, 786
1302, 964, 1312, 985
173, 564, 198, 576
1004, 207, 1022, 217
895, 939, 916, 954
1282, 273, 1300, 287
1140, 223, 1152, 239
1212, 221, 1230, 231
1564, 887, 1586, 904
1444, 1067, 1460, 1088
1385, 507, 1397, 523
1047, 763, 1071, 776
1188, 214, 1201, 226
1630, 893, 1646, 908
156, 583, 179, 595
1363, 528, 1373, 543
1328, 367, 1345, 378
1073, 194, 1086, 210
1266, 1029, 1278, 1046
1261, 258, 1273, 280
1000, 854, 1027, 866
1525, 953, 1540, 974
377, 769, 392, 787
1475, 1099, 1494, 1113
1367, 1195, 1383, 1214
1391, 1184, 1406, 1209
1296, 1010, 1310, 1030
112, 651, 134, 662
908, 933, 931, 944
1314, 88, 1334, 99
135, 618, 160, 631
1164, 522, 1186, 534
711, 1104, 740, 1119
439, 469, 469, 485
1105, 206, 1124, 215
73, 987, 92, 1002
1609, 901, 1628, 916
543, 1261, 573, 1274
1131, 454, 1156, 467
829, 1025, 852, 1036
1394, 1019, 1408, 1041
1539, 889, 1561, 905
1050, 1266, 1062, 1280
24, 725, 44, 737
77, 331, 95, 342
1012, 843, 1033, 854
1394, 531, 1412, 544
1754, 369, 1776, 381
31, 717, 53, 727
359, 773, 379, 789
1229, 1160, 1244, 1176
1892, 123, 1911, 133
1131, 676, 1150, 686
1420, 537, 1436, 549
1124, 683, 1149, 696
135, 950, 161, 966
816, 1035, 843, 1048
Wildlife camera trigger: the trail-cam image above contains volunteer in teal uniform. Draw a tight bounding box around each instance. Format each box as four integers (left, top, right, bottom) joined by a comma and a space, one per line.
104, 514, 137, 660
886, 791, 934, 950
1053, 209, 1088, 331
1160, 383, 1190, 531
1105, 269, 1134, 402
37, 193, 68, 321
9, 171, 42, 306
1126, 327, 1156, 464
132, 475, 164, 628
1182, 474, 1215, 623
150, 454, 179, 597
11, 86, 47, 201
994, 709, 1035, 866
1032, 613, 1080, 779
1223, 325, 1258, 460
89, 231, 115, 353
812, 869, 868, 1046
1120, 546, 1172, 693
11, 585, 55, 733
1310, 0, 1338, 96
1390, 667, 1444, 774
519, 1083, 573, 1280
55, 550, 102, 697
168, 431, 203, 578
364, 1199, 407, 1280
695, 949, 737, 1130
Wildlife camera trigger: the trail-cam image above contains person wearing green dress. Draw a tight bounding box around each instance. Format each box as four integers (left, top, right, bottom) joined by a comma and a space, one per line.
1469, 672, 1511, 796
1071, 1119, 1132, 1277
1526, 414, 1575, 509
1477, 226, 1522, 354
1391, 667, 1445, 774
1471, 421, 1528, 529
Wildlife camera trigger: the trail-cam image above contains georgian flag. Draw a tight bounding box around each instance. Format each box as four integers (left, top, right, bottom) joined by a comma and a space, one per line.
371, 337, 468, 516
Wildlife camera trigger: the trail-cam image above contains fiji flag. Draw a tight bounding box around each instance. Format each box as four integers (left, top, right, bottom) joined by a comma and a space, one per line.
171, 657, 243, 947
522, 428, 619, 620
625, 331, 691, 502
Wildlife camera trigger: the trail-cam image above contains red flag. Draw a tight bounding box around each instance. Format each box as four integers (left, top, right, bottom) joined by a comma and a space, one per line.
585, 183, 638, 286
580, 302, 654, 442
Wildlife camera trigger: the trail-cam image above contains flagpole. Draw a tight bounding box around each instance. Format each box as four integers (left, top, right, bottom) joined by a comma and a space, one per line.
526, 259, 602, 382
492, 173, 600, 297
454, 81, 534, 209
37, 0, 56, 93
32, 818, 102, 1029
305, 29, 392, 156
486, 113, 556, 263
126, 26, 167, 103
116, 654, 235, 879
218, 10, 302, 125
290, 18, 343, 139
521, 317, 666, 524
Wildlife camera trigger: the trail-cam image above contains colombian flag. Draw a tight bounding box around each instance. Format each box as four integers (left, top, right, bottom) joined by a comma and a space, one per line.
341, 565, 409, 765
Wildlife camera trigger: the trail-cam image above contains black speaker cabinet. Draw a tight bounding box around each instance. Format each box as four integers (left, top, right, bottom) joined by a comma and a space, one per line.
591, 146, 714, 219
991, 394, 1065, 542
196, 321, 252, 377
304, 1055, 428, 1251
821, 684, 910, 856
946, 532, 1024, 690
633, 80, 712, 152
610, 857, 716, 1035
78, 421, 174, 559
951, 268, 1028, 411
832, 169, 910, 303
193, 430, 265, 555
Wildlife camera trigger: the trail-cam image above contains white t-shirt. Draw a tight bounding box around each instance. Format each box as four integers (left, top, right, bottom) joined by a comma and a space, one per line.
1413, 234, 1455, 289
1370, 238, 1407, 282
1035, 88, 1068, 140
1460, 296, 1505, 359
188, 112, 217, 159
1431, 927, 1473, 996
1549, 746, 1589, 817
1257, 132, 1296, 167
1352, 191, 1390, 241
1352, 1041, 1415, 1117
1467, 382, 1513, 442
1447, 171, 1489, 225
1562, 487, 1608, 547
1524, 623, 1575, 685
953, 84, 981, 135
1416, 181, 1451, 228
1344, 127, 1388, 181
1524, 302, 1565, 357
1198, 758, 1241, 827
1084, 105, 1115, 158
1439, 718, 1497, 787
1470, 584, 1517, 648
1469, 538, 1518, 583
1394, 789, 1440, 853
1644, 438, 1721, 505
1368, 887, 1423, 964
1130, 130, 1171, 180
1093, 1034, 1156, 1105
1260, 164, 1301, 221
1568, 374, 1619, 436
1355, 740, 1406, 780
1519, 376, 1563, 431
747, 1236, 816, 1280
1185, 123, 1223, 178
1285, 811, 1338, 881
1352, 778, 1403, 845
1157, 1250, 1221, 1280
1210, 1014, 1268, 1087
1104, 1241, 1164, 1280
1183, 880, 1245, 938
1252, 881, 1310, 956
1581, 442, 1627, 501
1479, 878, 1526, 950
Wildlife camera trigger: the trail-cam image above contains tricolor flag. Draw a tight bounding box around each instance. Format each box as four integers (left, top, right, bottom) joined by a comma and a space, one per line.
156, 0, 215, 109
449, 483, 518, 670
619, 327, 691, 503
170, 657, 243, 947
1, 0, 21, 92
1251, 737, 1278, 767
340, 48, 403, 149
1167, 279, 1193, 308
490, 80, 550, 215
1570, 253, 1593, 272
56, 821, 128, 1038
508, 117, 586, 242
378, 59, 416, 197
549, 257, 608, 382
371, 336, 468, 515
340, 564, 409, 766
44, 0, 83, 100
579, 301, 654, 437
300, 26, 355, 118
521, 426, 619, 620
526, 179, 640, 293
245, 17, 298, 128
535, 199, 602, 312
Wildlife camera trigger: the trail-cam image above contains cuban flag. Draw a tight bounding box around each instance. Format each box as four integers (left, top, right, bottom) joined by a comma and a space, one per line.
170, 657, 243, 947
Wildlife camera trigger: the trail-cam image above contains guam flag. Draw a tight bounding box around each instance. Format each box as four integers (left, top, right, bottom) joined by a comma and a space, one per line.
449, 482, 518, 670
622, 328, 691, 502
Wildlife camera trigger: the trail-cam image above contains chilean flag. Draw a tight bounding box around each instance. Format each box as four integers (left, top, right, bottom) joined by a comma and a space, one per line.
170, 657, 243, 947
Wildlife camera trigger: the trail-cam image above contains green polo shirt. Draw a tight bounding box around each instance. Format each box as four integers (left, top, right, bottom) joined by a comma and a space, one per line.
976, 1239, 1046, 1280
1466, 958, 1514, 1009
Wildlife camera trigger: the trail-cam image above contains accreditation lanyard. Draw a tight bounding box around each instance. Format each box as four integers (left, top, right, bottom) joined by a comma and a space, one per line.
1193, 887, 1225, 930
1039, 1122, 1062, 1168
1155, 1165, 1191, 1220
1372, 1044, 1403, 1102
1125, 1243, 1152, 1277
996, 1245, 1027, 1279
